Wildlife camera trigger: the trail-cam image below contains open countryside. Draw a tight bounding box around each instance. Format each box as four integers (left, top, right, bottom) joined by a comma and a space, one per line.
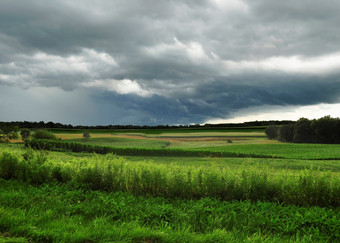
0, 121, 339, 242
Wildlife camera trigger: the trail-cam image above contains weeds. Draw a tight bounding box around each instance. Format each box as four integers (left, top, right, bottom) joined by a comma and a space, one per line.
0, 179, 339, 242
0, 150, 339, 207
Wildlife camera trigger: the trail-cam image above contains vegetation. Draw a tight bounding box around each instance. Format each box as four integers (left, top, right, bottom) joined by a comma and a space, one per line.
0, 150, 339, 207
0, 122, 339, 242
0, 120, 294, 130
265, 125, 278, 140
32, 130, 57, 140
20, 129, 31, 141
1, 179, 339, 242
67, 137, 169, 149
82, 130, 91, 139
25, 139, 279, 158
0, 124, 19, 142
266, 116, 340, 144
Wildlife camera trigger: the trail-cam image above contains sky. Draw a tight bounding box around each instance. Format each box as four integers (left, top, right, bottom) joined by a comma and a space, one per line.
1, 0, 340, 125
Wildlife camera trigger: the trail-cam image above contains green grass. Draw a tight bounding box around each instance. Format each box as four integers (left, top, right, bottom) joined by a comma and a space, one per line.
125, 156, 340, 172
193, 143, 340, 160
0, 179, 339, 242
67, 137, 169, 149
1, 150, 340, 207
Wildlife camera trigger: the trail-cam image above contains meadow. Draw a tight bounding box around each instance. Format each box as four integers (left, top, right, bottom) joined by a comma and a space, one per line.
0, 128, 339, 242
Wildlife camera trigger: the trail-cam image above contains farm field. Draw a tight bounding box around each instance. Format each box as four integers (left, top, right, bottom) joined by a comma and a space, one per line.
0, 128, 340, 242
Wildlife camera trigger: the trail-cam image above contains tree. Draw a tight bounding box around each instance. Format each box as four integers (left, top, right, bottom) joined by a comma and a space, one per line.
83, 130, 91, 139
20, 129, 31, 141
311, 116, 335, 144
265, 125, 278, 140
293, 118, 315, 143
0, 124, 19, 142
278, 124, 295, 142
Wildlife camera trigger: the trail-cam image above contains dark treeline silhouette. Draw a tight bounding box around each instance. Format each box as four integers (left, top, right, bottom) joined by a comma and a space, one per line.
0, 120, 295, 130
266, 116, 340, 144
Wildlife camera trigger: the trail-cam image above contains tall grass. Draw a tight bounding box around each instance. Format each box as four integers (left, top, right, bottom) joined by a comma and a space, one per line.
1, 150, 339, 207
1, 179, 339, 242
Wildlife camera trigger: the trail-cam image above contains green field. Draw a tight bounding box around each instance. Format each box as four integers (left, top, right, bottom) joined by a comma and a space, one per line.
0, 128, 340, 242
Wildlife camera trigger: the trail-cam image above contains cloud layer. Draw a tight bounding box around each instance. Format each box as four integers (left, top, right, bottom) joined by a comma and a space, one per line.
1, 0, 340, 124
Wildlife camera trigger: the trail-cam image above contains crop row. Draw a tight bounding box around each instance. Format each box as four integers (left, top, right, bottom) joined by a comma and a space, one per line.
0, 150, 339, 207
25, 139, 278, 158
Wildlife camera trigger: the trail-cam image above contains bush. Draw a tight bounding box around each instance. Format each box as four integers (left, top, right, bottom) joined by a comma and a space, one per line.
20, 129, 31, 141
32, 130, 57, 140
83, 130, 91, 139
0, 125, 19, 142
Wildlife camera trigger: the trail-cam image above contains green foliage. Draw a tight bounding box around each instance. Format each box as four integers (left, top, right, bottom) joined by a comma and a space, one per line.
311, 115, 340, 143
275, 116, 340, 144
265, 125, 278, 140
278, 124, 295, 142
82, 130, 91, 139
1, 150, 339, 207
0, 180, 339, 242
32, 130, 57, 140
20, 129, 31, 141
294, 118, 315, 143
0, 150, 50, 184
68, 137, 169, 149
0, 125, 19, 142
25, 139, 279, 158
191, 143, 340, 160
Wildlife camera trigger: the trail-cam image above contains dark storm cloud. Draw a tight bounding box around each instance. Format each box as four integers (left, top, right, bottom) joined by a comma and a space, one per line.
1, 0, 340, 124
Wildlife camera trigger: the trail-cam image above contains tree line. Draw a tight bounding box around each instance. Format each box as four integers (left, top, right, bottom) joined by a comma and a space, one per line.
265, 116, 340, 144
0, 120, 295, 130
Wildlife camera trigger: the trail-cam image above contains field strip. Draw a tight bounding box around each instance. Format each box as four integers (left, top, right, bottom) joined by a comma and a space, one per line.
56, 133, 118, 140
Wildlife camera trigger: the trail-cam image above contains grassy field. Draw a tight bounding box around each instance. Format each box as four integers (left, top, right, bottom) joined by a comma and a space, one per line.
1, 128, 340, 242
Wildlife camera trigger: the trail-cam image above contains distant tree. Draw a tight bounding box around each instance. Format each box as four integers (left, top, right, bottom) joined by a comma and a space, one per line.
265, 125, 278, 140
311, 116, 336, 144
20, 129, 31, 141
0, 125, 19, 142
32, 130, 57, 140
334, 119, 340, 144
83, 130, 91, 139
293, 118, 315, 143
278, 124, 295, 142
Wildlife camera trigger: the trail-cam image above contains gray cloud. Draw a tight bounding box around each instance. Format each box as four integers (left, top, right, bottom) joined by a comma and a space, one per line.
1, 0, 340, 124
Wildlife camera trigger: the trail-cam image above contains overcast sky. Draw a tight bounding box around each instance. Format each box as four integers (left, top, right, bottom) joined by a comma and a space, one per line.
1, 0, 340, 125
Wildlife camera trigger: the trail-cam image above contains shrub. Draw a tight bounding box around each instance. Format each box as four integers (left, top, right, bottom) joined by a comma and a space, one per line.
83, 130, 91, 139
0, 125, 19, 142
0, 152, 21, 180
32, 130, 57, 140
20, 129, 31, 141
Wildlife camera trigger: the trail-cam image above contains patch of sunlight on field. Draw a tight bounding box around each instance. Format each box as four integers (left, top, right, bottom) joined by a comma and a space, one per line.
169, 138, 278, 149
56, 133, 117, 140
143, 132, 266, 138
